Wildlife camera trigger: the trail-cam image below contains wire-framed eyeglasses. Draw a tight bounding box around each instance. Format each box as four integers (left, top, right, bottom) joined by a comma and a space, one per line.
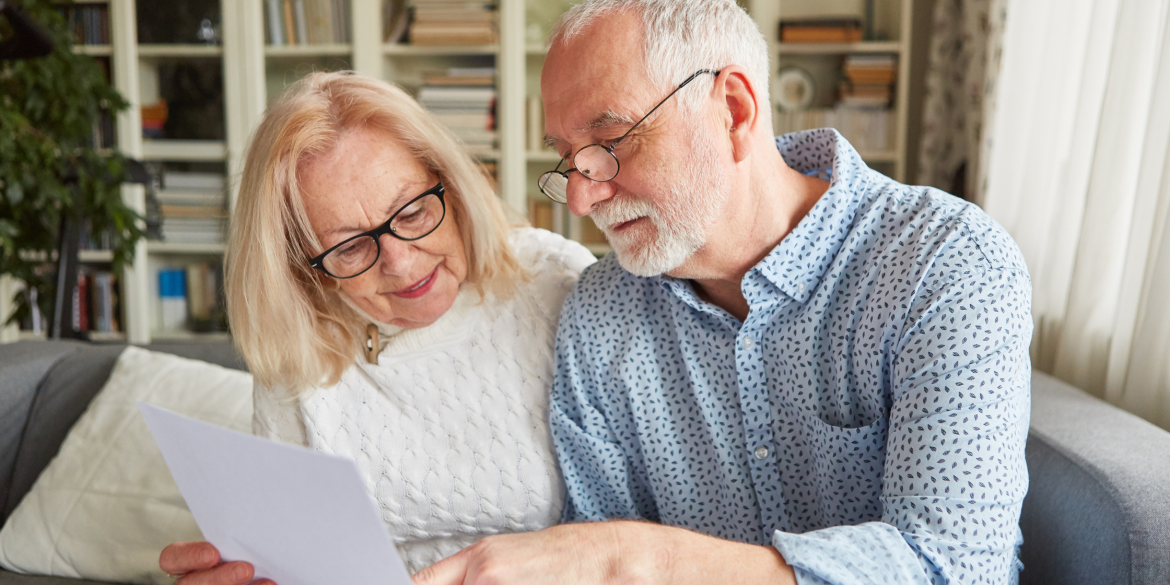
307, 181, 446, 279
537, 69, 721, 204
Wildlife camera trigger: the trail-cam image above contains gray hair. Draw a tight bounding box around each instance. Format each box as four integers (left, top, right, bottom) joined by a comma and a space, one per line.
549, 0, 771, 120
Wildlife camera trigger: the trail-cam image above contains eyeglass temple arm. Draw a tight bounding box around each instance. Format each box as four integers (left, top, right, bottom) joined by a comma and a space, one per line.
606, 69, 722, 152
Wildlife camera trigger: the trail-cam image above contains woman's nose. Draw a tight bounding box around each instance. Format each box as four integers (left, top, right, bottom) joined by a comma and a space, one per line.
375, 233, 417, 276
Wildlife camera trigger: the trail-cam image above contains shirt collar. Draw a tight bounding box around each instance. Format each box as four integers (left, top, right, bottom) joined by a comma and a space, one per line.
660, 129, 873, 307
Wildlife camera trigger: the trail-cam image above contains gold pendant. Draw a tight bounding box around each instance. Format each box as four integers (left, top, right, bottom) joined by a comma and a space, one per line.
365, 323, 379, 364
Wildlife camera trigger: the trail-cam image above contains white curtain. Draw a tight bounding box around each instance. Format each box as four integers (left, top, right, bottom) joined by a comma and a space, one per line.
981, 0, 1170, 429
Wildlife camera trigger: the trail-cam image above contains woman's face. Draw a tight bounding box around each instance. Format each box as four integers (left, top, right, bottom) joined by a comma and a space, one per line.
298, 125, 468, 329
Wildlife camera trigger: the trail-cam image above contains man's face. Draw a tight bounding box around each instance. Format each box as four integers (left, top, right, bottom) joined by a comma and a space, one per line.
541, 12, 732, 276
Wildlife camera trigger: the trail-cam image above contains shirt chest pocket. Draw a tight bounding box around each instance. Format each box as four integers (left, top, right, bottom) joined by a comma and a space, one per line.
806, 413, 888, 528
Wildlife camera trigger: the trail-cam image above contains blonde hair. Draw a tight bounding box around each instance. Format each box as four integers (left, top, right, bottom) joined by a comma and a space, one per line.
226, 71, 522, 393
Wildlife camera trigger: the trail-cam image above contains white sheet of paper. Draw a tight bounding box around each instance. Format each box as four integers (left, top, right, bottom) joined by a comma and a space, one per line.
138, 402, 411, 585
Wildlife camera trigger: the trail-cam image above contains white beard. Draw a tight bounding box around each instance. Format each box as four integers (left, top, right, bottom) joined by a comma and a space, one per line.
590, 125, 729, 276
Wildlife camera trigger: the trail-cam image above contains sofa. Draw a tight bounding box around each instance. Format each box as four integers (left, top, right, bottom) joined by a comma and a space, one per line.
1, 340, 1168, 585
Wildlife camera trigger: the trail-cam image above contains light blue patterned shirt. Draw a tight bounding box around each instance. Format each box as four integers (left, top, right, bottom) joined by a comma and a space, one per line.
550, 129, 1032, 584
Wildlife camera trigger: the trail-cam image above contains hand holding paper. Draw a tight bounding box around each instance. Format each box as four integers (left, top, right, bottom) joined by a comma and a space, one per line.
139, 402, 412, 585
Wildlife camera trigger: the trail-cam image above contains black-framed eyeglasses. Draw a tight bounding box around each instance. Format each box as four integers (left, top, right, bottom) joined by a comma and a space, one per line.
308, 181, 446, 279
537, 69, 721, 204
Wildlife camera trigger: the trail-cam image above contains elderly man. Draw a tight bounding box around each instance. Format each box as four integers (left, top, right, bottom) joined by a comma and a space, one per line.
419, 1, 1032, 584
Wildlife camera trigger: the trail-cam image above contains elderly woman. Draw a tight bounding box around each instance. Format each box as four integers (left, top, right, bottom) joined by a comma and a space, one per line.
159, 71, 595, 584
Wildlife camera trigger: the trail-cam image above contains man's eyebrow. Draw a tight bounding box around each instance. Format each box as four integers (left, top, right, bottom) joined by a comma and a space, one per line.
543, 109, 638, 151
581, 109, 635, 132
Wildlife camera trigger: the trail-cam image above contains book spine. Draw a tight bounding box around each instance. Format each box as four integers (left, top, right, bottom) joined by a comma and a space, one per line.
268, 0, 284, 45
294, 0, 309, 45
283, 0, 298, 46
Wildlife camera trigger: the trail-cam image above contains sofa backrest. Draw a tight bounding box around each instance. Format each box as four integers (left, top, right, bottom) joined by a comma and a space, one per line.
0, 340, 246, 527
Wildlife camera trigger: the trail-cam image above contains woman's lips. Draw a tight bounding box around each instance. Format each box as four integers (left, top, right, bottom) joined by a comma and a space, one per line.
394, 267, 439, 299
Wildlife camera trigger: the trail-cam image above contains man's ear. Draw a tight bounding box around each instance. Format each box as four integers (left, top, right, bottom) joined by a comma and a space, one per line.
715, 66, 760, 163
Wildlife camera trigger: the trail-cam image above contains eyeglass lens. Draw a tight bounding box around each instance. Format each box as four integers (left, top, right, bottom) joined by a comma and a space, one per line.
321, 192, 444, 278
538, 69, 719, 204
538, 146, 620, 203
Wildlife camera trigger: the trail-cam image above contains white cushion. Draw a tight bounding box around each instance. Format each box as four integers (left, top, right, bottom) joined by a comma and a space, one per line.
0, 346, 253, 584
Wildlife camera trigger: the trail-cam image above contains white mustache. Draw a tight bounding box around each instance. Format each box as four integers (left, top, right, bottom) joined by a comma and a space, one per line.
590, 196, 657, 232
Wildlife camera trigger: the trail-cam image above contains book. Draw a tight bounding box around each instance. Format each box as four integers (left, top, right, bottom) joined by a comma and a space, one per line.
283, 0, 298, 46
779, 18, 863, 43
267, 0, 285, 45
294, 0, 309, 44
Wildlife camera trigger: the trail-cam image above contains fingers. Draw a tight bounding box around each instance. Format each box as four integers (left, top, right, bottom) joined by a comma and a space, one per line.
174, 560, 256, 585
413, 548, 470, 585
160, 542, 221, 575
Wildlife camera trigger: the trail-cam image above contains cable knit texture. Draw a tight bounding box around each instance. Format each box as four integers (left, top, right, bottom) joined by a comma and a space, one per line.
252, 227, 596, 574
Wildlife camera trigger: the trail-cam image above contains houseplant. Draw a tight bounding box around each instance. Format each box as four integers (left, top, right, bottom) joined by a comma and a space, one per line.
0, 0, 142, 333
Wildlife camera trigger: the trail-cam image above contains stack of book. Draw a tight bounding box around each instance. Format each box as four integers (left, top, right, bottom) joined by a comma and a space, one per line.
157, 172, 227, 245
72, 270, 120, 337
840, 55, 897, 108
775, 108, 891, 153
779, 18, 862, 43
58, 4, 110, 45
156, 262, 227, 333
417, 68, 497, 152
265, 0, 352, 45
407, 0, 497, 46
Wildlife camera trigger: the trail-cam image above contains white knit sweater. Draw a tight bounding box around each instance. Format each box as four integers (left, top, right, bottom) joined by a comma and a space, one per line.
252, 228, 596, 574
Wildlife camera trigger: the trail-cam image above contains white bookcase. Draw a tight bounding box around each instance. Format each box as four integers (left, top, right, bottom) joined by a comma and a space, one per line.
0, 0, 913, 344
749, 0, 914, 181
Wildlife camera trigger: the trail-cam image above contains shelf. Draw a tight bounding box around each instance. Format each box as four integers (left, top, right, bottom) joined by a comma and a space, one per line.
265, 44, 353, 57
78, 250, 115, 262
776, 41, 902, 55
141, 140, 227, 161
147, 242, 226, 255
150, 330, 231, 342
18, 331, 47, 342
383, 44, 498, 56
138, 44, 224, 58
73, 45, 113, 56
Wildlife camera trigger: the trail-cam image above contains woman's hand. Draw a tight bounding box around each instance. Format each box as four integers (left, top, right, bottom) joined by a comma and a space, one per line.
159, 542, 275, 585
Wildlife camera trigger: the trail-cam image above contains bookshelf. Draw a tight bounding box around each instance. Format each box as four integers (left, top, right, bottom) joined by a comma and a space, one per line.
8, 0, 912, 344
748, 0, 914, 182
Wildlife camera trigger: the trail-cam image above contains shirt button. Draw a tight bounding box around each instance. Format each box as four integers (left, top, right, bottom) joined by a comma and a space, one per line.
754, 445, 769, 459
797, 282, 806, 292
741, 335, 755, 349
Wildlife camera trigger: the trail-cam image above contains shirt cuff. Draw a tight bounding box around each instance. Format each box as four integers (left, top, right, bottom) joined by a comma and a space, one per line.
772, 522, 932, 585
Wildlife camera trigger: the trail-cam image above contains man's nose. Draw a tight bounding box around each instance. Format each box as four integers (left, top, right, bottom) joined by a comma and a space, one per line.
565, 173, 617, 217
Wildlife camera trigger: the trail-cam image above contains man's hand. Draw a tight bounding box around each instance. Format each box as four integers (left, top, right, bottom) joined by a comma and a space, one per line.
413, 521, 796, 585
159, 541, 275, 585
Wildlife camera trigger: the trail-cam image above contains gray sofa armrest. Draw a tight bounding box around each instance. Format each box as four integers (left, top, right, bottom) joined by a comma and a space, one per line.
1021, 371, 1170, 585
